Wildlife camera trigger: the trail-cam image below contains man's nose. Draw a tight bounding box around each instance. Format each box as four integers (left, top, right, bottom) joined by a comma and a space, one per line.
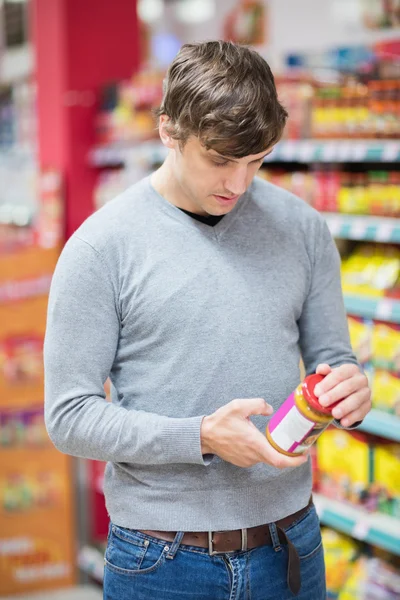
224, 167, 247, 196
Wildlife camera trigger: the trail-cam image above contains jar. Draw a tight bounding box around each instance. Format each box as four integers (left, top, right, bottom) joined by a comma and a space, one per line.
266, 374, 338, 456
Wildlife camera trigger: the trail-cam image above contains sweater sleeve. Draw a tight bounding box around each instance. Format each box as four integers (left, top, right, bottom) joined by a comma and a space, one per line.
298, 219, 364, 430
44, 235, 209, 465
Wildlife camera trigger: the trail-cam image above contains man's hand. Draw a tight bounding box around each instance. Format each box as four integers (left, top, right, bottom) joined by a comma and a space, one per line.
314, 363, 371, 427
201, 398, 309, 469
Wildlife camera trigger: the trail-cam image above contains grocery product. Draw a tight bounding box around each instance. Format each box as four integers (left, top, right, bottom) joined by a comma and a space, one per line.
371, 322, 400, 373
347, 316, 372, 365
322, 528, 359, 596
266, 374, 338, 456
341, 244, 400, 298
371, 370, 400, 415
374, 443, 400, 517
260, 167, 400, 217
317, 429, 372, 505
96, 69, 164, 145
338, 556, 400, 600
316, 427, 400, 516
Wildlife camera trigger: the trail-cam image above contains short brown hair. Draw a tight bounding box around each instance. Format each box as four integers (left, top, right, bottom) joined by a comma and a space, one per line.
155, 40, 288, 158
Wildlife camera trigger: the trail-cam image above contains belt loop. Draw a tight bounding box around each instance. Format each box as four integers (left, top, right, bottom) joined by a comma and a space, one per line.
241, 528, 248, 551
165, 531, 184, 560
268, 522, 281, 552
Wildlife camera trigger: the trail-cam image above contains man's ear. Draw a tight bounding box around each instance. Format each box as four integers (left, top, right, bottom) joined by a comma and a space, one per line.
159, 115, 177, 150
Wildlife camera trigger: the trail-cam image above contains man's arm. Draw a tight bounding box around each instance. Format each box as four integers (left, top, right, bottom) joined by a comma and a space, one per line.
298, 218, 371, 428
44, 235, 207, 466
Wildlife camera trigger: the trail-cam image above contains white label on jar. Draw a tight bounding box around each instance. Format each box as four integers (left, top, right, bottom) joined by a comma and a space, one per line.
269, 405, 317, 453
268, 388, 332, 454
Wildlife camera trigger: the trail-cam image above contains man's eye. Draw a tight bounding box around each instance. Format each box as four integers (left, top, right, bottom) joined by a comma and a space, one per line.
213, 161, 229, 167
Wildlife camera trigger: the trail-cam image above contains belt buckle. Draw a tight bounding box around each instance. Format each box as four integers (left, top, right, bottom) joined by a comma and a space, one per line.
208, 529, 248, 555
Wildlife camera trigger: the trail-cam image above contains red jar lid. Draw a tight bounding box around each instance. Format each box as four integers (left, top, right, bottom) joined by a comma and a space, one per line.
301, 373, 340, 415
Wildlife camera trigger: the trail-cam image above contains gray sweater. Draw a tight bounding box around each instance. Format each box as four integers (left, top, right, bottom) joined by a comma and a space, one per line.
44, 175, 358, 531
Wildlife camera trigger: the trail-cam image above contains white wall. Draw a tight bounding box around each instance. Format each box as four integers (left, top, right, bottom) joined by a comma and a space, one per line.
267, 0, 399, 70
157, 0, 399, 72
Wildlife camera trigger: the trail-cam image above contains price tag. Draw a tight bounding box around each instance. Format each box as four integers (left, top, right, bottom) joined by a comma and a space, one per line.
337, 141, 351, 162
382, 143, 400, 162
351, 219, 368, 240
353, 142, 367, 162
375, 222, 394, 242
322, 143, 337, 162
326, 215, 342, 237
352, 519, 369, 540
298, 141, 314, 163
376, 298, 393, 321
280, 141, 296, 161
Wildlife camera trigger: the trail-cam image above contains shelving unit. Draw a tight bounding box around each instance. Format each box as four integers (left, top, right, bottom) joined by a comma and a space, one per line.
264, 139, 400, 164
358, 409, 400, 442
90, 140, 167, 167
90, 139, 400, 167
343, 295, 400, 323
314, 493, 400, 556
255, 136, 400, 567
78, 546, 105, 584
325, 213, 400, 244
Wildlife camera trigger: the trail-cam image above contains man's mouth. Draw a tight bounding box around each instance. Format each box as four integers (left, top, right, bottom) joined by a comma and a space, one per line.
213, 194, 239, 203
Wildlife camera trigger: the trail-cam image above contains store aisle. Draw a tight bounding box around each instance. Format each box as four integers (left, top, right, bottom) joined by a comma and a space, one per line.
2, 585, 102, 600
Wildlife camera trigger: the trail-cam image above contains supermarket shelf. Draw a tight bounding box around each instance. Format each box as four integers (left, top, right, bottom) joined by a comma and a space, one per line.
313, 493, 400, 555
90, 140, 167, 166
357, 409, 400, 442
324, 213, 400, 244
78, 545, 104, 583
344, 295, 400, 324
90, 139, 400, 166
264, 140, 400, 163
2, 585, 102, 600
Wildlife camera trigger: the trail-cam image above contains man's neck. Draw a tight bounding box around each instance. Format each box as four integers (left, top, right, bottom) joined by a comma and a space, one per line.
151, 160, 208, 217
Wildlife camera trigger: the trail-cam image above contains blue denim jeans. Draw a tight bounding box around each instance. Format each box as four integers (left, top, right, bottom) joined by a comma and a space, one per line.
103, 504, 326, 599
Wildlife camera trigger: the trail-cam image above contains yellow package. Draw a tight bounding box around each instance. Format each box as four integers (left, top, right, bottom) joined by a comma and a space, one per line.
338, 182, 352, 214
371, 370, 400, 415
341, 252, 383, 298
371, 322, 400, 373
338, 557, 368, 600
322, 528, 358, 595
317, 430, 371, 504
374, 444, 400, 517
347, 316, 371, 364
341, 244, 400, 297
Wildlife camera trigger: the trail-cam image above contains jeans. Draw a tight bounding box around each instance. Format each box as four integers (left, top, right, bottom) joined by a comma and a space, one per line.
103, 504, 326, 599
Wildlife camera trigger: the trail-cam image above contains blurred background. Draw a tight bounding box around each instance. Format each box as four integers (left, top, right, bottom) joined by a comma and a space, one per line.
0, 1, 400, 598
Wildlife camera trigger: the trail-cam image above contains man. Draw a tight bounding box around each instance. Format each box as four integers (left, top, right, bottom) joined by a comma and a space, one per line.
44, 41, 371, 599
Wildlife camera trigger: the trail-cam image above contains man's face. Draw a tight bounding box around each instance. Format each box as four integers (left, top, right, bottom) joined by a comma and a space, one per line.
167, 134, 273, 216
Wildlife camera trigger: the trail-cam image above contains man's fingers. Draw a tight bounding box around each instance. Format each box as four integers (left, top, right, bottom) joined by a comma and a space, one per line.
316, 363, 332, 376
314, 364, 360, 397
339, 407, 367, 428
268, 450, 309, 469
318, 373, 367, 407
331, 389, 371, 422
256, 435, 309, 469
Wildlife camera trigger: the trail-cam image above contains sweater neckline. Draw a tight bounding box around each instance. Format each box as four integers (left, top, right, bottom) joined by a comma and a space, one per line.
146, 175, 251, 239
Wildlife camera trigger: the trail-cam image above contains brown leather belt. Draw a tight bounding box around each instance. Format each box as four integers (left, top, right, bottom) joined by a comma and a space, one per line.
138, 496, 313, 595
